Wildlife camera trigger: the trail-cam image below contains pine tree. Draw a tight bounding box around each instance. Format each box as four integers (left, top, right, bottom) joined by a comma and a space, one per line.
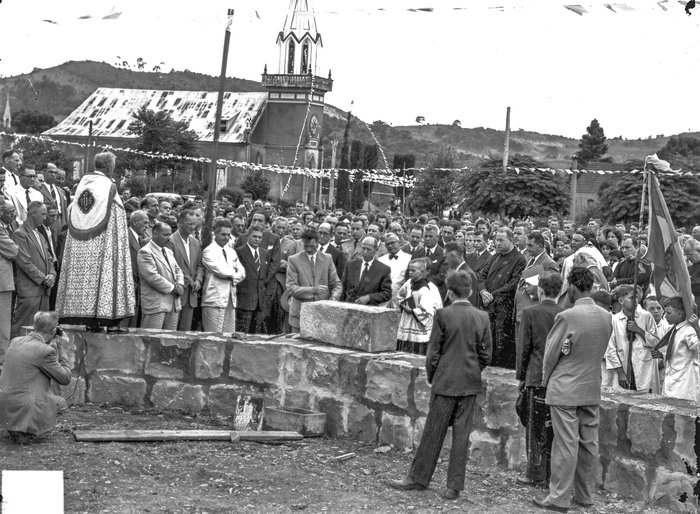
577, 118, 608, 164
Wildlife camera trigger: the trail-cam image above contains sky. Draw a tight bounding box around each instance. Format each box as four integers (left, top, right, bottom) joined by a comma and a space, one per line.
2, 0, 700, 139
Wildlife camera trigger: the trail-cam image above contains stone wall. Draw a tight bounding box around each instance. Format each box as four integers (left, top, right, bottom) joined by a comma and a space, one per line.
51, 327, 698, 512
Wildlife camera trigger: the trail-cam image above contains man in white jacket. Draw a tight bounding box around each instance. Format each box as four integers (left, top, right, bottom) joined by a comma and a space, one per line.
201, 218, 245, 333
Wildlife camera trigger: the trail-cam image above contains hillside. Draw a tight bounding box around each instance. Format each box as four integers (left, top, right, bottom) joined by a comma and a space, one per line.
0, 60, 687, 168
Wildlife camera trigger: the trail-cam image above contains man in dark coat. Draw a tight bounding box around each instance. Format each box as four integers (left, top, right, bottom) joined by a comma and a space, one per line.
235, 227, 269, 334
341, 236, 392, 305
389, 271, 491, 500
478, 227, 527, 369
412, 224, 448, 299
516, 271, 563, 486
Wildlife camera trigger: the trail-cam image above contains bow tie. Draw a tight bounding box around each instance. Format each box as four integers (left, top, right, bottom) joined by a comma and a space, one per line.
389, 254, 398, 260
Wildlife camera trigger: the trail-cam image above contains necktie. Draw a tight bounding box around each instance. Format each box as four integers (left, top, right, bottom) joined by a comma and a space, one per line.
194, 230, 200, 241
389, 254, 398, 260
50, 185, 56, 199
254, 249, 260, 272
665, 326, 678, 365
625, 316, 637, 391
310, 255, 315, 268
360, 262, 369, 282
426, 248, 432, 258
162, 248, 172, 273
25, 188, 31, 207
222, 248, 228, 262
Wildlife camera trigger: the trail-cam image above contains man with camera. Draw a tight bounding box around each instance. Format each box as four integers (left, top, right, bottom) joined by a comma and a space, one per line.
0, 311, 71, 441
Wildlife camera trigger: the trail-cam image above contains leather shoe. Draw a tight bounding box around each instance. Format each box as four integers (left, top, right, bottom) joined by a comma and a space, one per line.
572, 498, 593, 508
441, 488, 459, 500
107, 326, 129, 334
517, 474, 544, 486
532, 497, 568, 512
387, 479, 426, 491
85, 325, 104, 333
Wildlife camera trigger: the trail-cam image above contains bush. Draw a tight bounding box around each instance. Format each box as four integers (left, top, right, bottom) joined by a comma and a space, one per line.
241, 172, 271, 200
217, 187, 244, 206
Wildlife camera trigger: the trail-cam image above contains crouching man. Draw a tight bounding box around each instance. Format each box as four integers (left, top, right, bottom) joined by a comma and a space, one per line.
0, 311, 71, 442
388, 271, 492, 500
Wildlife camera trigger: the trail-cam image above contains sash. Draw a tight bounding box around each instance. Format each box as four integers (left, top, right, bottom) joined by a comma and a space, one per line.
67, 174, 120, 240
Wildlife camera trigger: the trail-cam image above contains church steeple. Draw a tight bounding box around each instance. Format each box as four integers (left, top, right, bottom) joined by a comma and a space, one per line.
2, 91, 10, 130
276, 0, 322, 75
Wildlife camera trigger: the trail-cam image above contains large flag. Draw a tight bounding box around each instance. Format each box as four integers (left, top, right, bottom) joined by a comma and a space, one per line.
646, 168, 695, 316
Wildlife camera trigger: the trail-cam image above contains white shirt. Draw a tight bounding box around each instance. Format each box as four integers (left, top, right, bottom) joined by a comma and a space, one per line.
6, 185, 43, 224
173, 231, 190, 265
379, 250, 411, 304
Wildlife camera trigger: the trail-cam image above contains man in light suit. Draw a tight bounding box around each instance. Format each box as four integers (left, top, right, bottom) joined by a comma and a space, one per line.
236, 227, 270, 334
286, 228, 342, 333
11, 201, 55, 339
201, 219, 245, 333
533, 267, 612, 512
39, 163, 69, 233
6, 165, 43, 225
0, 201, 18, 365
1, 149, 21, 192
389, 271, 491, 500
170, 209, 204, 331
317, 222, 346, 280
341, 236, 392, 306
378, 232, 411, 308
137, 222, 185, 330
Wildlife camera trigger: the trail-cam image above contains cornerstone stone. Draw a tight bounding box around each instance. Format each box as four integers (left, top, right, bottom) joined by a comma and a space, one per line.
150, 381, 207, 414
84, 335, 146, 374
88, 374, 147, 407
299, 301, 399, 352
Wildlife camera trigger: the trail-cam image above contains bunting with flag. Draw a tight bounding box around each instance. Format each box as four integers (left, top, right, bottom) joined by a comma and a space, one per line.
645, 165, 695, 316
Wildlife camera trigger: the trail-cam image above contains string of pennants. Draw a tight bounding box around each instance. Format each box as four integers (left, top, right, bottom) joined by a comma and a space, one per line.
2, 132, 695, 187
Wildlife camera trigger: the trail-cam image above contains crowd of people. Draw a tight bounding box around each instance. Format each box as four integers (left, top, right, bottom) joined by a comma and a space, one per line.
0, 148, 698, 509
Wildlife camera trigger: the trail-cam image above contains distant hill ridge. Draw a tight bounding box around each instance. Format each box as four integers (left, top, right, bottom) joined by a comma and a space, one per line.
0, 60, 693, 167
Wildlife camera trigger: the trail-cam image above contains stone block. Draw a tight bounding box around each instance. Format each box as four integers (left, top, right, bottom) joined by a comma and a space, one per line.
673, 413, 697, 473
318, 397, 344, 437
650, 467, 697, 513
193, 341, 226, 379
88, 374, 147, 407
412, 416, 426, 450
150, 381, 206, 414
229, 341, 280, 384
413, 370, 432, 416
299, 301, 399, 352
365, 360, 412, 410
56, 337, 78, 371
233, 394, 264, 431
144, 337, 193, 380
378, 412, 412, 448
505, 428, 526, 470
280, 346, 305, 387
284, 390, 313, 409
84, 335, 146, 374
468, 430, 500, 468
599, 399, 618, 447
337, 354, 368, 398
481, 378, 519, 431
604, 456, 647, 500
628, 406, 664, 456
208, 384, 239, 417
347, 404, 377, 442
59, 376, 86, 406
305, 347, 340, 390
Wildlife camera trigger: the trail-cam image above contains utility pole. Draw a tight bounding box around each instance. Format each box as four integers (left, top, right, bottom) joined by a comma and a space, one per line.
502, 106, 510, 173
203, 9, 234, 249
329, 139, 338, 208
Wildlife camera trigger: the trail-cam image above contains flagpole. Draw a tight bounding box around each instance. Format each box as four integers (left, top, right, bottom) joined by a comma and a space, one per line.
628, 163, 648, 389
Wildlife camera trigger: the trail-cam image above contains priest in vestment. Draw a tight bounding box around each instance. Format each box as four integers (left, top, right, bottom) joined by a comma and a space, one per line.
56, 152, 134, 332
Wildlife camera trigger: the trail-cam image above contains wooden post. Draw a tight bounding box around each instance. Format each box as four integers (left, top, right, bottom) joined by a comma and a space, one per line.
84, 120, 93, 177
570, 157, 578, 222
502, 107, 510, 173
329, 139, 338, 209
203, 9, 234, 250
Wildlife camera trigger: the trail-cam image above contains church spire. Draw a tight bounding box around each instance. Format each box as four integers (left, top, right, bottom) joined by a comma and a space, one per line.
276, 0, 322, 75
2, 91, 10, 130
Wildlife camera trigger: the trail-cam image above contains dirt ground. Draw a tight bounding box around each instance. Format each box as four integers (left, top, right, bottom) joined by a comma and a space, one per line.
0, 404, 677, 514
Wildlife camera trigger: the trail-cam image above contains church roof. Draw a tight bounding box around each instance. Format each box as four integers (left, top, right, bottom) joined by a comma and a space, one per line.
43, 87, 267, 144
277, 0, 321, 44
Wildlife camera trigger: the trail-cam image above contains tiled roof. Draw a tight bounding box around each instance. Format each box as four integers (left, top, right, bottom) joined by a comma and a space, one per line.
43, 88, 267, 144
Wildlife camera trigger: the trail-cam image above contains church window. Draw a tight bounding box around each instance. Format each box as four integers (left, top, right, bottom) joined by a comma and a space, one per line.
287, 40, 295, 74
301, 41, 310, 74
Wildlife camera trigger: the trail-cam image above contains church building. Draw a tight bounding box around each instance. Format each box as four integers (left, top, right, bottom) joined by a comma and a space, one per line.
43, 0, 332, 203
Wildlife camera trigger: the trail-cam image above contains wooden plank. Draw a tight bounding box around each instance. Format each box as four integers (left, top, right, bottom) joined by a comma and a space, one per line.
73, 429, 303, 443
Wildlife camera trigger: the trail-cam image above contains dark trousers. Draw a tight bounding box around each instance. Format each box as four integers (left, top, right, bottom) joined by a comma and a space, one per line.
11, 293, 49, 339
525, 386, 553, 482
236, 308, 264, 334
267, 280, 286, 335
408, 394, 476, 491
177, 288, 195, 331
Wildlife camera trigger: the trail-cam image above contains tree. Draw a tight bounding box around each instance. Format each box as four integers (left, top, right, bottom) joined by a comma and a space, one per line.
454, 154, 570, 219
12, 110, 56, 134
11, 137, 74, 174
408, 145, 459, 215
597, 172, 700, 228
577, 118, 608, 164
126, 106, 201, 193
241, 172, 271, 200
657, 136, 700, 172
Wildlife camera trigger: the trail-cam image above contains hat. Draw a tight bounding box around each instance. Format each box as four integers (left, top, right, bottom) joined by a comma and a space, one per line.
281, 289, 292, 312
522, 265, 544, 287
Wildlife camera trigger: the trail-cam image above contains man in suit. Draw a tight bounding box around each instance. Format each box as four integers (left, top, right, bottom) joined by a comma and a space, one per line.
317, 222, 346, 280
341, 236, 392, 305
402, 225, 424, 256
37, 203, 60, 309
443, 242, 480, 307
346, 217, 366, 261
201, 218, 246, 333
0, 311, 71, 439
170, 209, 204, 331
389, 271, 491, 500
235, 210, 280, 333
378, 232, 411, 308
127, 211, 149, 328
236, 226, 269, 334
270, 217, 298, 334
516, 271, 563, 486
466, 232, 492, 276
1, 149, 21, 192
137, 222, 185, 330
39, 163, 68, 233
140, 197, 159, 239
0, 201, 18, 365
11, 201, 56, 339
412, 224, 449, 299
286, 228, 343, 332
478, 227, 527, 369
533, 267, 612, 512
6, 165, 43, 225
